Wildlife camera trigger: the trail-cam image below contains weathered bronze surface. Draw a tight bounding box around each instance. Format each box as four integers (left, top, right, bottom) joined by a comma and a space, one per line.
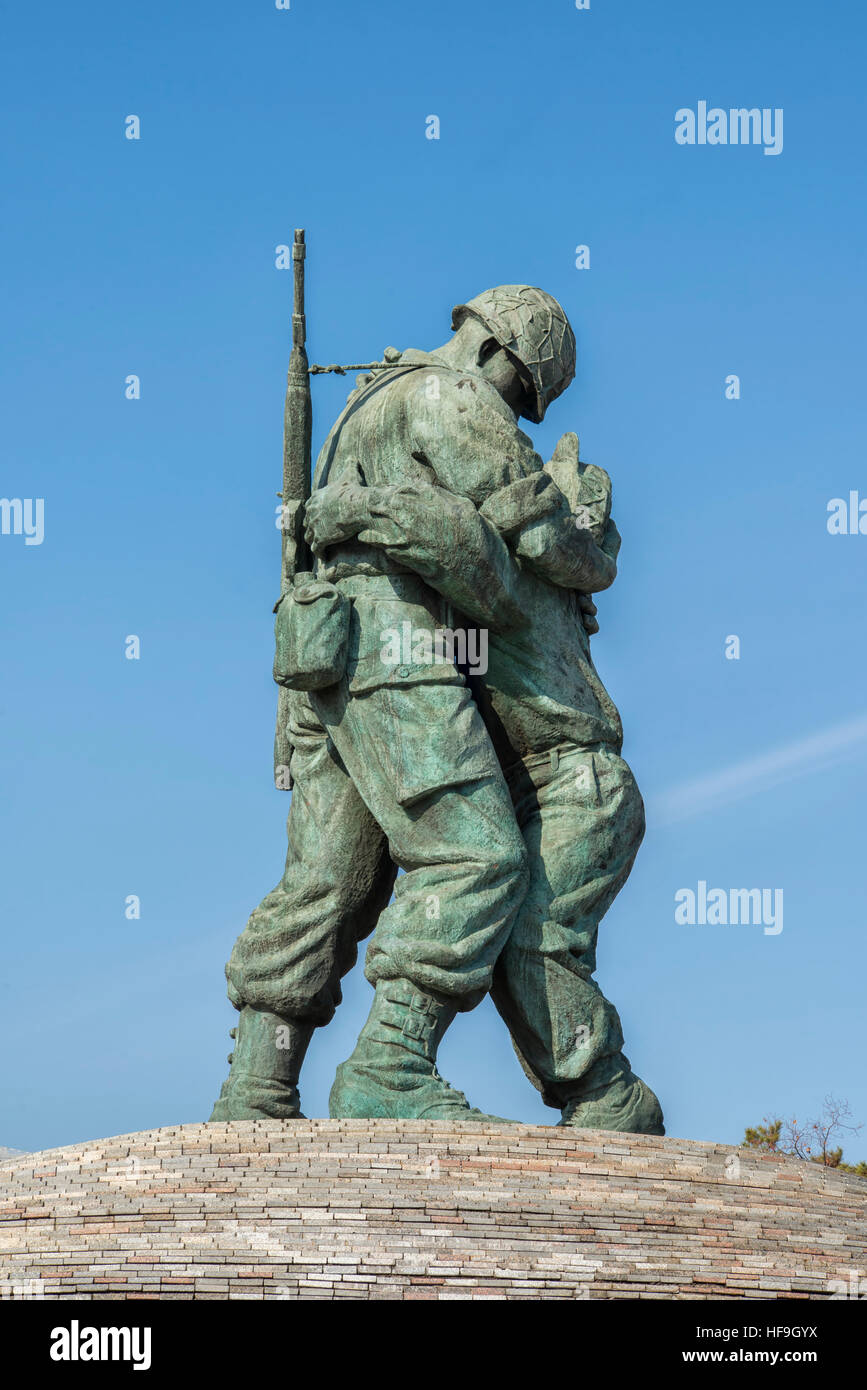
211, 250, 663, 1135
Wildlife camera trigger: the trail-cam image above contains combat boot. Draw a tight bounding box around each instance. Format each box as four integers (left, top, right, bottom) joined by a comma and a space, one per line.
209, 1006, 313, 1121
329, 979, 514, 1123
558, 1067, 665, 1136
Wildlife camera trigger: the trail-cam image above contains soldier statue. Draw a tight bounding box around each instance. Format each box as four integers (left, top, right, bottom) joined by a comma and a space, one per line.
210, 252, 664, 1136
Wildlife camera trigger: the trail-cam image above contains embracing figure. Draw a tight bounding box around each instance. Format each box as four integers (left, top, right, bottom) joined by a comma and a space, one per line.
210, 281, 664, 1136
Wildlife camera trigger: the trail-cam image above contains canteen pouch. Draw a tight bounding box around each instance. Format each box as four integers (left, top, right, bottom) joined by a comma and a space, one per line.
273, 576, 350, 691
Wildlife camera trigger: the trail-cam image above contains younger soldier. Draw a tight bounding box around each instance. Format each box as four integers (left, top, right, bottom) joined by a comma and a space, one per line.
306, 295, 663, 1134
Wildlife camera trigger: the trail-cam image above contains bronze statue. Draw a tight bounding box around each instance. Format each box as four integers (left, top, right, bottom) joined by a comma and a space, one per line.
210, 234, 663, 1135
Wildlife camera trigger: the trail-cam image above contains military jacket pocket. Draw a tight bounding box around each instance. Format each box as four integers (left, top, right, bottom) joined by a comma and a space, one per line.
345, 596, 465, 694
374, 679, 501, 806
345, 596, 499, 805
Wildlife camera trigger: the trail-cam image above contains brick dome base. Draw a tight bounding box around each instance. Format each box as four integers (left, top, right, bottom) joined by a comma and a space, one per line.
1, 1122, 864, 1300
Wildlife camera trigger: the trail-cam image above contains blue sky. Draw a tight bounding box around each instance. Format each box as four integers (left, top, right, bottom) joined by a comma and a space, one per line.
2, 0, 865, 1160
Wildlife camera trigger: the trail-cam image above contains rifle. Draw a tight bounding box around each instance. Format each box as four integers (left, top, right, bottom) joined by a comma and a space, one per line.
273, 229, 400, 789
273, 230, 312, 789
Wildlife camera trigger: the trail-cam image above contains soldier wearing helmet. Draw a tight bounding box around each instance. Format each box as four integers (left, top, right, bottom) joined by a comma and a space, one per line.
213, 284, 663, 1135
451, 284, 577, 423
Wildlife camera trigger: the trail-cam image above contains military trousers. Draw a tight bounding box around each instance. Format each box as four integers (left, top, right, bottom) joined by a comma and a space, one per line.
490, 742, 646, 1108
224, 684, 529, 1022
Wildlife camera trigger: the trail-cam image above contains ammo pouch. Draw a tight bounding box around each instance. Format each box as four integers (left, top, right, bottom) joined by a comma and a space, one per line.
273, 575, 350, 691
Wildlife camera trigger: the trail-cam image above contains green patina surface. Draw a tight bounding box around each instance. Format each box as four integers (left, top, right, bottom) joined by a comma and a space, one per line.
211, 284, 663, 1135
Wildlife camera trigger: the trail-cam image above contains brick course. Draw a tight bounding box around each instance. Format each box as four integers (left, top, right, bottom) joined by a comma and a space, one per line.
0, 1122, 864, 1300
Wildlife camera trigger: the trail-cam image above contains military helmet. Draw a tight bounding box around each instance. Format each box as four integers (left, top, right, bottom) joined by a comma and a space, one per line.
451, 284, 576, 422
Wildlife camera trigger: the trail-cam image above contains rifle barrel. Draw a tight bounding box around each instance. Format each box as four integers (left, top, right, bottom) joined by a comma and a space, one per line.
309, 361, 396, 374
282, 229, 312, 584
275, 229, 313, 790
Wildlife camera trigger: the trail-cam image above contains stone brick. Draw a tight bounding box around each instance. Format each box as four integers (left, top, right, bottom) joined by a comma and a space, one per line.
1, 1122, 863, 1301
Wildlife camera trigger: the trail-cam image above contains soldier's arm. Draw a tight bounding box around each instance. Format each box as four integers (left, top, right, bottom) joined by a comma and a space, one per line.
480, 472, 620, 593
411, 384, 618, 594
304, 480, 529, 631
